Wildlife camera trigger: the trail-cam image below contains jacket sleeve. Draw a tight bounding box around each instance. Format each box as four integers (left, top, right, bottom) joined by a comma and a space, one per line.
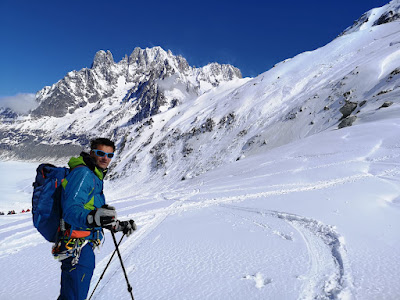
61, 167, 95, 228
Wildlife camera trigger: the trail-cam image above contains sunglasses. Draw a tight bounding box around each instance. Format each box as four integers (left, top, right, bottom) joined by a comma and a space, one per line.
92, 149, 114, 159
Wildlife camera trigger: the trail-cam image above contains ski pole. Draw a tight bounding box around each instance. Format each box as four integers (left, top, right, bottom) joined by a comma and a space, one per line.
111, 230, 135, 300
88, 234, 125, 300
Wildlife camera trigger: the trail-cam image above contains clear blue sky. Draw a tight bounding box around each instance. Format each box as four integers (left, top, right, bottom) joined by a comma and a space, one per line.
0, 0, 390, 97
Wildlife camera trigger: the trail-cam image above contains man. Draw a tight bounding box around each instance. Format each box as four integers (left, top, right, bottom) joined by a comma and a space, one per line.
57, 138, 136, 300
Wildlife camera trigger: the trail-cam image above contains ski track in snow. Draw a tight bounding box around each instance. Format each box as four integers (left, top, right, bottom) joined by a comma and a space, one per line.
2, 130, 399, 299
219, 204, 353, 300
2, 158, 397, 299
104, 149, 400, 299
92, 186, 355, 299
0, 213, 46, 259
89, 171, 370, 299
0, 220, 32, 234
89, 189, 198, 299
0, 227, 45, 258
89, 157, 400, 299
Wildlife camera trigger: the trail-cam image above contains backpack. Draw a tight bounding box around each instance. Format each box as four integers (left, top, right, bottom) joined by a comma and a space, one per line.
32, 164, 70, 242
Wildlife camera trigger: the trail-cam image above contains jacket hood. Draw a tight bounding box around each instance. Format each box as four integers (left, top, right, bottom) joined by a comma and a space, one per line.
68, 152, 107, 180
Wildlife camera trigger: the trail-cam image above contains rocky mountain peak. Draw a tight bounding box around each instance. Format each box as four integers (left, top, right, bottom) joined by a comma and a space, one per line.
91, 50, 115, 68
128, 47, 190, 74
129, 47, 167, 65
199, 63, 242, 82
29, 46, 242, 120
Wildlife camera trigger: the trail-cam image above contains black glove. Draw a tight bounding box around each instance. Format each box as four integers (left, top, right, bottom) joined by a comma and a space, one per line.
87, 204, 117, 228
111, 219, 136, 236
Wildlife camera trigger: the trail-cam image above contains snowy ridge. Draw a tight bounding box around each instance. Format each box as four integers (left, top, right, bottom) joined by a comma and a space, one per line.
105, 12, 400, 189
0, 46, 242, 160
33, 46, 242, 119
341, 0, 400, 35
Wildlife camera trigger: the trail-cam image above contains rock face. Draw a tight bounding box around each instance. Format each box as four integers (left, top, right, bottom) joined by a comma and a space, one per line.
374, 9, 400, 25
0, 108, 18, 121
338, 116, 357, 129
340, 0, 400, 36
31, 47, 242, 122
339, 101, 358, 119
0, 46, 242, 159
379, 101, 394, 108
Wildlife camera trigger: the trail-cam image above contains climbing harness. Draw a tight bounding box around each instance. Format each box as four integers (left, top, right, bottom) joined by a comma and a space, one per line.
52, 231, 103, 266
53, 238, 88, 265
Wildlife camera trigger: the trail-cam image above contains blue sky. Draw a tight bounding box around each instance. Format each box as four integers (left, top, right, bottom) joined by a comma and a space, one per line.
0, 0, 390, 98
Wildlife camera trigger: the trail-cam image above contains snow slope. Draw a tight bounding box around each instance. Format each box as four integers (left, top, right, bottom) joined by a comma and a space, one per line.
0, 161, 38, 214
1, 115, 399, 299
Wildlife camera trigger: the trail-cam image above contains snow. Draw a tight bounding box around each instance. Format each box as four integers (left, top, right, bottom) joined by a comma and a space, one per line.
0, 115, 399, 299
379, 48, 400, 79
0, 161, 37, 216
1, 2, 400, 299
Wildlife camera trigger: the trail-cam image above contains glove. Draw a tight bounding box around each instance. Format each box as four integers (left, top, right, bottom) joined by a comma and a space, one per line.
87, 204, 117, 228
111, 219, 136, 236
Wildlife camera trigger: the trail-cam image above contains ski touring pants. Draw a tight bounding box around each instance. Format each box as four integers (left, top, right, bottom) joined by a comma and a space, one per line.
58, 243, 95, 300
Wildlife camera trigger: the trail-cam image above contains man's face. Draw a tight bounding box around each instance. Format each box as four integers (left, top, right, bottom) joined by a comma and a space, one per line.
90, 144, 114, 169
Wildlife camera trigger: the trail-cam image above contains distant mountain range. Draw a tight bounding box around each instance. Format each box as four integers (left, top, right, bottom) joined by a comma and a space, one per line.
32, 47, 242, 119
1, 0, 399, 188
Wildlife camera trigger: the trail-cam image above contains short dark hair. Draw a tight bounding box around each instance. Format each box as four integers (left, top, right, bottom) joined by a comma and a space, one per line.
90, 138, 116, 151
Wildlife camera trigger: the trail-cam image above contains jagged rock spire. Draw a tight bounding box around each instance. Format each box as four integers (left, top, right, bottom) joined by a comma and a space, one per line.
31, 46, 242, 119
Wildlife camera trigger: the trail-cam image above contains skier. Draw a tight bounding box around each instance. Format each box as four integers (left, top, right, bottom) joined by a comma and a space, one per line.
57, 138, 136, 300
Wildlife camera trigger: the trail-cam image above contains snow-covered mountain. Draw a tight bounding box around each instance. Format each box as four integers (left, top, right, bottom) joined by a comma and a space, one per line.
0, 46, 241, 160
1, 1, 400, 300
3, 0, 399, 189
1, 1, 400, 190
340, 0, 400, 35
33, 47, 241, 119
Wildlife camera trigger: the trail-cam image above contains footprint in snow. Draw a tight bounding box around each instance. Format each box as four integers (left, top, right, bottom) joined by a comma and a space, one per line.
243, 272, 272, 289
273, 230, 293, 241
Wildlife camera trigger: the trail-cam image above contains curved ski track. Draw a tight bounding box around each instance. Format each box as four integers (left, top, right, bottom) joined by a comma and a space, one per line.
89, 173, 367, 299
219, 204, 354, 300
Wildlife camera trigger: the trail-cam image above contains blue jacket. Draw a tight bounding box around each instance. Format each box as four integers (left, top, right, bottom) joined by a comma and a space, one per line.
61, 153, 107, 240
